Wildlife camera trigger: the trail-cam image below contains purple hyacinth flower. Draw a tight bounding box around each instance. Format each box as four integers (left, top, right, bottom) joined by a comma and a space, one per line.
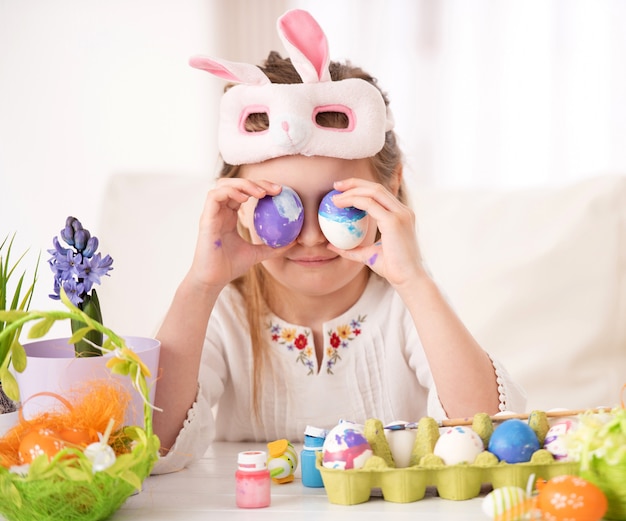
62, 279, 85, 306
82, 236, 99, 258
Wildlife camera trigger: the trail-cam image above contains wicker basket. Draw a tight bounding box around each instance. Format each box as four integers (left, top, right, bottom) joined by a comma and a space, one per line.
0, 303, 161, 521
580, 455, 626, 520
0, 426, 159, 521
566, 404, 626, 521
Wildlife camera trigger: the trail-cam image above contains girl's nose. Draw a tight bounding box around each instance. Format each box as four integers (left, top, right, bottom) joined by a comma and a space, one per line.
296, 204, 326, 247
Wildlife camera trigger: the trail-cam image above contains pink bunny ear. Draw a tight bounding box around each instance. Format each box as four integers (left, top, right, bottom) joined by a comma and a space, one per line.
189, 55, 270, 86
277, 9, 331, 83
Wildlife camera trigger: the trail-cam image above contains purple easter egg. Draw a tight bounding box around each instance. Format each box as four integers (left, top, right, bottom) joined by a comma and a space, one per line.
487, 419, 540, 463
254, 186, 304, 248
318, 189, 368, 250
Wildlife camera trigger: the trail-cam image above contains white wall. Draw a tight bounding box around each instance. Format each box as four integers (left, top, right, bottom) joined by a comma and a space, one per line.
292, 0, 626, 189
3, 0, 626, 331
0, 0, 220, 322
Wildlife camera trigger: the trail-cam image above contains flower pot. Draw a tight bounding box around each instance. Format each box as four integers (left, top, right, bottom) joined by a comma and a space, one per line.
15, 336, 160, 427
0, 410, 19, 438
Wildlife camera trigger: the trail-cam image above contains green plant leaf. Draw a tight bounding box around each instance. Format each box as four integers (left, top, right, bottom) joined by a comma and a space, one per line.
68, 326, 91, 344
107, 359, 131, 377
25, 454, 52, 480
0, 310, 28, 321
72, 291, 104, 357
0, 367, 19, 401
27, 316, 55, 339
9, 339, 26, 372
118, 469, 142, 491
60, 465, 93, 483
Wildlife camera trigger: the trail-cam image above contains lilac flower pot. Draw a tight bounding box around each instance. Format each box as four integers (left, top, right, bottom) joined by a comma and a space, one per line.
0, 410, 19, 438
16, 336, 160, 427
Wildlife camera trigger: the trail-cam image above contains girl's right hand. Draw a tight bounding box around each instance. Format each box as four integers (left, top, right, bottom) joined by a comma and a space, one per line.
187, 178, 289, 290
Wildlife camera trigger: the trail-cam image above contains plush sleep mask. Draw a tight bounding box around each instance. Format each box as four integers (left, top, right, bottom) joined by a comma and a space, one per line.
189, 9, 394, 165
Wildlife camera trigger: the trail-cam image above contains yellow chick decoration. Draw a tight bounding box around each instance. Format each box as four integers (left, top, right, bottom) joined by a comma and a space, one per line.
267, 439, 298, 484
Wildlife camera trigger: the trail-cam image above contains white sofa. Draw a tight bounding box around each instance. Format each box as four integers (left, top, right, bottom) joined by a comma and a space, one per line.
97, 173, 626, 414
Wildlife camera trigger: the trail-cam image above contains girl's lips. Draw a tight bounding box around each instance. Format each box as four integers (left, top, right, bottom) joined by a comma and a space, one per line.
288, 255, 338, 267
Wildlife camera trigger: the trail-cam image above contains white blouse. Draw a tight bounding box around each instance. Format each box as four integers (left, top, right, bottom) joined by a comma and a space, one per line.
154, 274, 526, 474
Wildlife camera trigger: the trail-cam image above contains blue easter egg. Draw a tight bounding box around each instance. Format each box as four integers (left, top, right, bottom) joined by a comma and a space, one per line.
318, 189, 368, 250
254, 186, 304, 248
487, 419, 540, 463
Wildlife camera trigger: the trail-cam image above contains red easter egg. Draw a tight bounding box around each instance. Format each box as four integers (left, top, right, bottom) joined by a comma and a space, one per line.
18, 428, 67, 464
537, 475, 607, 521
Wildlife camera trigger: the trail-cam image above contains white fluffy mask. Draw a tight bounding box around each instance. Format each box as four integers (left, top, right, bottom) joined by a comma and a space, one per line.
189, 9, 394, 165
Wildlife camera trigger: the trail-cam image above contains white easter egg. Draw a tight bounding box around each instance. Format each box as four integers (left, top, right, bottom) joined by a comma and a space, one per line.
318, 190, 368, 250
433, 426, 484, 465
384, 421, 416, 468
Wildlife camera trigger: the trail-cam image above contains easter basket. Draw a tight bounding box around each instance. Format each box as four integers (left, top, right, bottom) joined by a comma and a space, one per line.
566, 400, 626, 520
0, 294, 161, 521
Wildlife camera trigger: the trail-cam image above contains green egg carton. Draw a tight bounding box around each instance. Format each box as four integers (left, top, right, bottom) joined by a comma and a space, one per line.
317, 453, 578, 504
316, 414, 581, 505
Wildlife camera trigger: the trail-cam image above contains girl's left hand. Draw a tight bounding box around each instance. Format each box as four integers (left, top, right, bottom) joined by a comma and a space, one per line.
329, 178, 427, 290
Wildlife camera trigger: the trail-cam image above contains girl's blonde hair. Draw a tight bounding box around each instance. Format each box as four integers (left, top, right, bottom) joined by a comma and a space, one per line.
219, 51, 406, 417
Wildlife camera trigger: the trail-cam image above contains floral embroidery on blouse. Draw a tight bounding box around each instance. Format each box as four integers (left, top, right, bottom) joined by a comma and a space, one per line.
325, 315, 366, 375
268, 314, 366, 375
269, 321, 315, 374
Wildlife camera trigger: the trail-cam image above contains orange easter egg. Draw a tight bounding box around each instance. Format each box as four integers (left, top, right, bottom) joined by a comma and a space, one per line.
18, 428, 67, 464
537, 475, 607, 521
60, 428, 96, 447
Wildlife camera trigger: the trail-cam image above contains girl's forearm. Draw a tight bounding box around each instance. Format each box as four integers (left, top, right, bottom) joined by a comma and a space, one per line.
399, 272, 501, 418
153, 274, 222, 451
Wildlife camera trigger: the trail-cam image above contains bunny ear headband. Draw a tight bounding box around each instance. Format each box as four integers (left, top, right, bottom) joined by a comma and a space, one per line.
189, 9, 394, 165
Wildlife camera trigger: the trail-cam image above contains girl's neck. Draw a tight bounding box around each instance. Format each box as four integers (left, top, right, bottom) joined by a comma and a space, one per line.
267, 269, 370, 328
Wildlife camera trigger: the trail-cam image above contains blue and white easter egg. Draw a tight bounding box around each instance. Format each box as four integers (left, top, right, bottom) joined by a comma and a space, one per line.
254, 186, 304, 248
318, 190, 368, 250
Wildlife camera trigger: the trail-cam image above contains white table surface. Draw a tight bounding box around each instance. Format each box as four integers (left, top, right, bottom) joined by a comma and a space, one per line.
112, 442, 491, 520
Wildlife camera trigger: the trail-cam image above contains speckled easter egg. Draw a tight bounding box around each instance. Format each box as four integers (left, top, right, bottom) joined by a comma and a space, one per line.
543, 419, 577, 461
18, 428, 67, 463
254, 186, 304, 247
537, 475, 607, 521
433, 426, 484, 465
318, 189, 368, 250
488, 419, 541, 463
322, 422, 373, 470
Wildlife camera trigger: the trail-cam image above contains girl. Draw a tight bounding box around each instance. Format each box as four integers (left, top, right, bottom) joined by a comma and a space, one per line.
152, 10, 525, 473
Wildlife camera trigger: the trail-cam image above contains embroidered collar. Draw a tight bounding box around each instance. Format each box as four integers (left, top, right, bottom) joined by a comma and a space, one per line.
267, 314, 366, 375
